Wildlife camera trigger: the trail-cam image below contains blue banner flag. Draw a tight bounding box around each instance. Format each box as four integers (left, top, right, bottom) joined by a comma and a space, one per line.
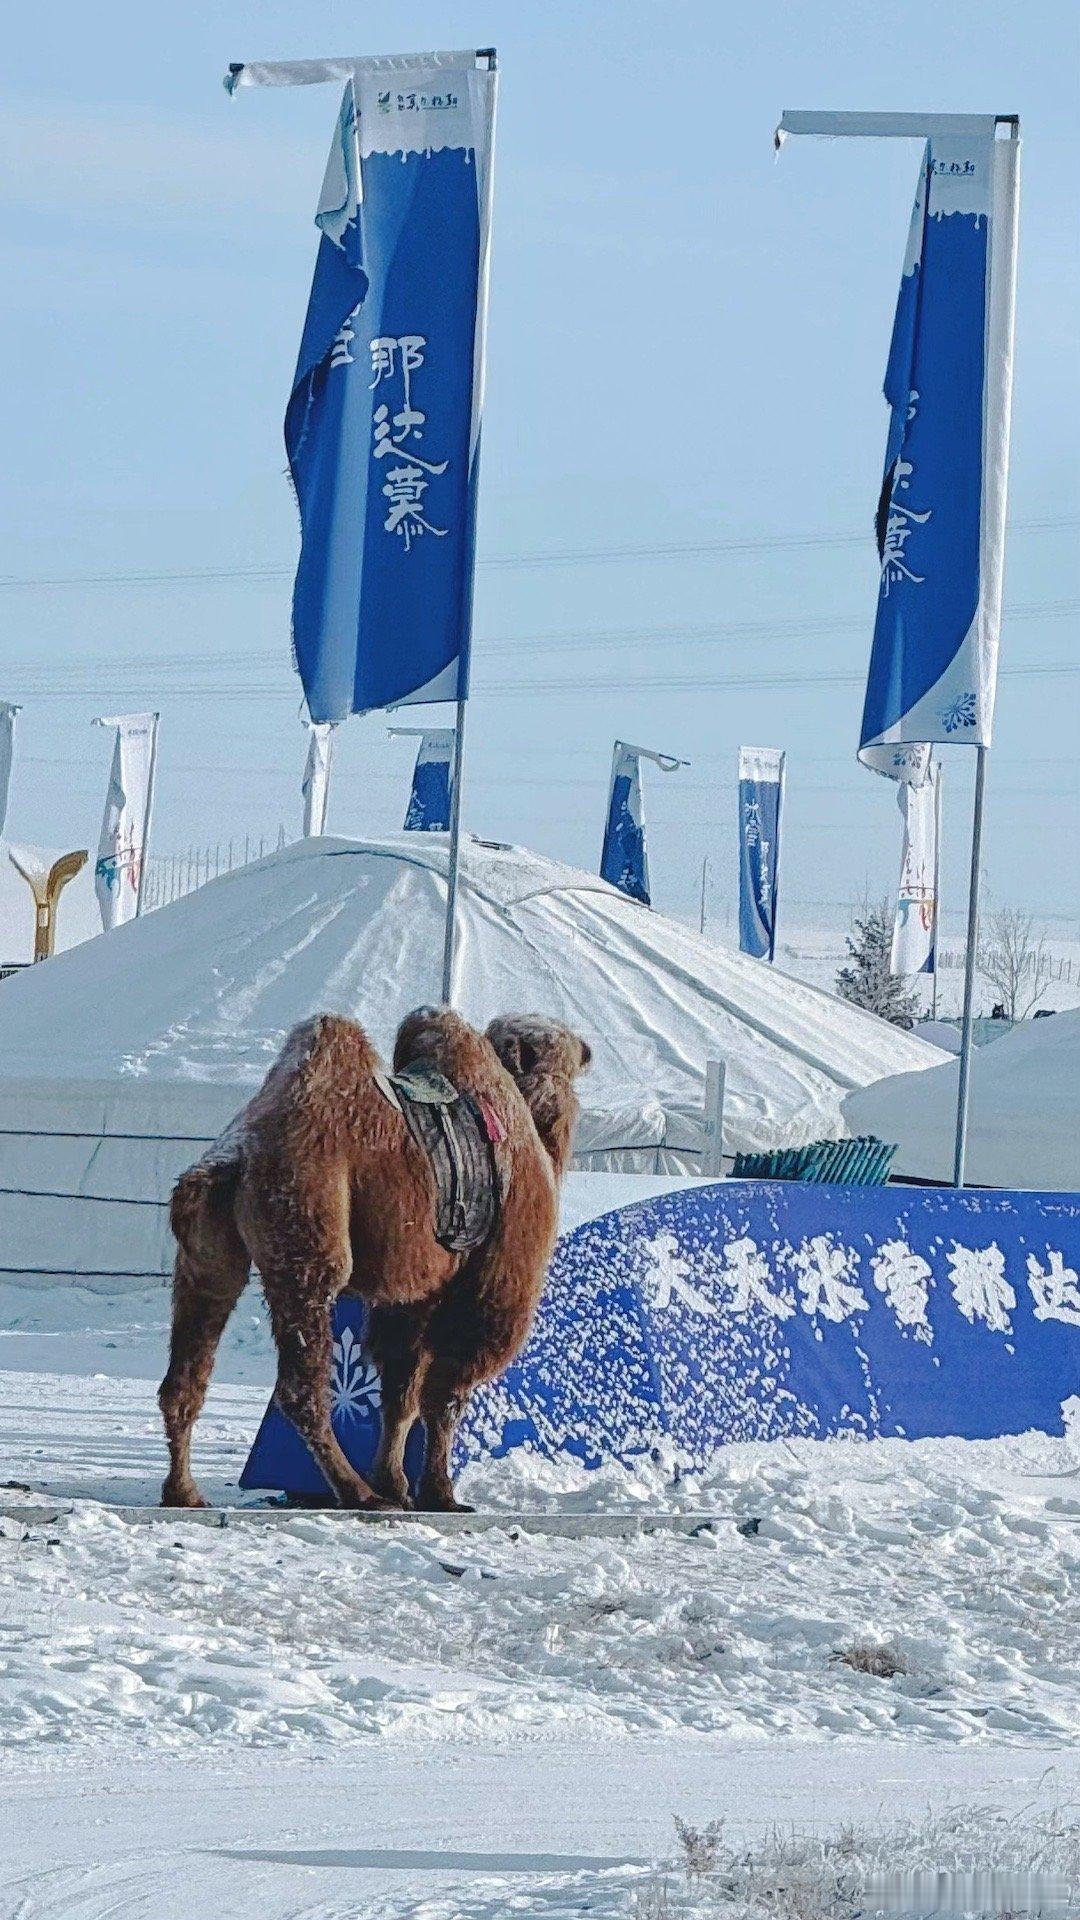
777, 113, 1020, 774
237, 53, 497, 724
393, 726, 454, 831
600, 741, 685, 906
738, 746, 784, 960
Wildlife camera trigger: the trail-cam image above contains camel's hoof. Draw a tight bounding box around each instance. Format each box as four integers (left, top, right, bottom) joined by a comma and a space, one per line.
415, 1492, 474, 1514
161, 1482, 209, 1510
367, 1476, 413, 1511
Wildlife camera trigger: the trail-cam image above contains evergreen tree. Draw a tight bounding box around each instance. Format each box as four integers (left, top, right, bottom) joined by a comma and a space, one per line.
835, 898, 919, 1027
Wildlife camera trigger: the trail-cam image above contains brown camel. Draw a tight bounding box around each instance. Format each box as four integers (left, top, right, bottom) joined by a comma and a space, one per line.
158, 1007, 590, 1512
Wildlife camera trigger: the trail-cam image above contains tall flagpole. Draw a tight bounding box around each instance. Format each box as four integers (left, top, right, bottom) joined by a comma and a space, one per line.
135, 711, 160, 919
953, 745, 986, 1185
441, 701, 467, 1002
772, 750, 787, 962
931, 761, 942, 1021
440, 44, 495, 1006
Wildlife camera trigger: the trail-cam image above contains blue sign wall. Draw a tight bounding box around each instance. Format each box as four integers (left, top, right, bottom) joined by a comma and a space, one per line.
242, 1182, 1080, 1499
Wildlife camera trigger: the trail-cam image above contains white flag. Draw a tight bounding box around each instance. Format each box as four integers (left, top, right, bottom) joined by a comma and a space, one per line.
891, 764, 940, 977
0, 704, 18, 839
301, 723, 335, 837
93, 712, 159, 930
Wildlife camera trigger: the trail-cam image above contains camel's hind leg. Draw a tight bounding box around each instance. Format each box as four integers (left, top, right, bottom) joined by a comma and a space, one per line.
159, 1229, 248, 1509
261, 1268, 394, 1510
365, 1305, 431, 1508
416, 1364, 473, 1513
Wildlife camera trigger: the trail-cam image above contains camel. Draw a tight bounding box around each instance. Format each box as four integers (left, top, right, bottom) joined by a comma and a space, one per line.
158, 1006, 590, 1512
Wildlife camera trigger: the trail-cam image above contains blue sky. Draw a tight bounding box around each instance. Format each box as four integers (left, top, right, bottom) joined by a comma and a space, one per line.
1, 0, 1077, 931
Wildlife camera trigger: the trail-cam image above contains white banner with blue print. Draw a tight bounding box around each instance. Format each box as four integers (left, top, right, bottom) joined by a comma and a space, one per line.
0, 703, 17, 839
891, 762, 939, 976
738, 746, 784, 961
250, 52, 496, 723
242, 1182, 1080, 1499
600, 741, 684, 907
301, 723, 334, 837
394, 727, 454, 831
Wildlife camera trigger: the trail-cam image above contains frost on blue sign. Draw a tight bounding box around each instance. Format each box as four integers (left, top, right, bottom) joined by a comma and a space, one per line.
241, 1184, 1080, 1499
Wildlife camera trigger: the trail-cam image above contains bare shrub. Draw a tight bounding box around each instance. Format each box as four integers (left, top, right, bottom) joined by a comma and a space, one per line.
978, 907, 1054, 1021
831, 1640, 908, 1679
673, 1814, 728, 1881
631, 1876, 674, 1918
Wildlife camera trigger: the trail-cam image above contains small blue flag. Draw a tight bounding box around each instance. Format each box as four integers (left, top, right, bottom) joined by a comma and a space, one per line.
395, 727, 455, 831
738, 747, 785, 961
600, 741, 685, 906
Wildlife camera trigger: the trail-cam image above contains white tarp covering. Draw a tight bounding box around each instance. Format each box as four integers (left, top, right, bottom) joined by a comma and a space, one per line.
0, 835, 947, 1280
844, 1008, 1080, 1190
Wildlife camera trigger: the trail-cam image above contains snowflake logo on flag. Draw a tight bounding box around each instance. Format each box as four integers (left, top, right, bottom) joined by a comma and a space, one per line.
640, 1232, 716, 1317
1027, 1250, 1080, 1328
871, 1239, 932, 1334
331, 1325, 381, 1422
941, 692, 978, 734
947, 1241, 1015, 1333
718, 1235, 794, 1320
789, 1236, 868, 1323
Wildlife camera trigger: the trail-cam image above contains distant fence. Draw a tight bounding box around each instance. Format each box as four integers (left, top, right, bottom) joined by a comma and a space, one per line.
937, 948, 1075, 984
140, 829, 287, 913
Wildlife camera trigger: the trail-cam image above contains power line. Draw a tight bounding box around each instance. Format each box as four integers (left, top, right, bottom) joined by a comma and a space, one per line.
8, 659, 1077, 703
8, 599, 1075, 689
0, 514, 1075, 592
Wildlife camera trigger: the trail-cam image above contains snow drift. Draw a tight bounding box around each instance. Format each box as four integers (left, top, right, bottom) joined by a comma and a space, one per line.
844, 1007, 1080, 1189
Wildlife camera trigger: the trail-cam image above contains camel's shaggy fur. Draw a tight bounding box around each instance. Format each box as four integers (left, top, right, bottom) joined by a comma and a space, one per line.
158, 1007, 590, 1511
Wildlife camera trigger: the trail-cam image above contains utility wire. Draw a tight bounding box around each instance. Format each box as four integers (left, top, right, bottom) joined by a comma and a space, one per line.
0, 514, 1075, 592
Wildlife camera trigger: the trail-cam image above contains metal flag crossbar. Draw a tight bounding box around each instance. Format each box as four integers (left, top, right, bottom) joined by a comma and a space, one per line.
777, 110, 1021, 1187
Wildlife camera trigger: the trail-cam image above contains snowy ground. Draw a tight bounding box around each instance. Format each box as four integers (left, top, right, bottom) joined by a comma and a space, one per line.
1, 1281, 1078, 1917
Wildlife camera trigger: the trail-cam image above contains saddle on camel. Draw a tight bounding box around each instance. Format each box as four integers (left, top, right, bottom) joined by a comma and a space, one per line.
158, 1006, 590, 1512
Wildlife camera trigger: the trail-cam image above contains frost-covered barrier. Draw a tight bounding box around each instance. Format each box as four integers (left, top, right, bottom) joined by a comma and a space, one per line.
242, 1182, 1080, 1497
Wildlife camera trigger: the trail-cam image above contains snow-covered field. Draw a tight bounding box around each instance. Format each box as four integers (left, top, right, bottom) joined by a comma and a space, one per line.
1, 1277, 1078, 1916
773, 913, 1080, 1022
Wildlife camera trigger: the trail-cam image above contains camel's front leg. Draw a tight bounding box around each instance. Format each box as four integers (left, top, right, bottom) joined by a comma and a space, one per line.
262, 1270, 395, 1510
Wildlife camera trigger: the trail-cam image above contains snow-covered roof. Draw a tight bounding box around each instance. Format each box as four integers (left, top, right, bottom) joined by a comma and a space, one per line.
844, 1008, 1080, 1190
0, 834, 944, 1162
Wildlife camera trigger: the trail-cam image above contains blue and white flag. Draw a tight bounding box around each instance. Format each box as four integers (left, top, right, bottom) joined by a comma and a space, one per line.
393, 727, 454, 831
230, 53, 497, 723
891, 761, 940, 977
777, 114, 1020, 774
600, 742, 685, 906
738, 746, 785, 961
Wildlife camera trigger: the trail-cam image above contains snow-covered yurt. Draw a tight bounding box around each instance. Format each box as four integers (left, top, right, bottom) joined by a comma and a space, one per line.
0, 835, 944, 1282
844, 1007, 1080, 1190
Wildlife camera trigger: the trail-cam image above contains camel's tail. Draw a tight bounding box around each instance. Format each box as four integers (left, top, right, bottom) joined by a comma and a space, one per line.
169, 1155, 242, 1256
